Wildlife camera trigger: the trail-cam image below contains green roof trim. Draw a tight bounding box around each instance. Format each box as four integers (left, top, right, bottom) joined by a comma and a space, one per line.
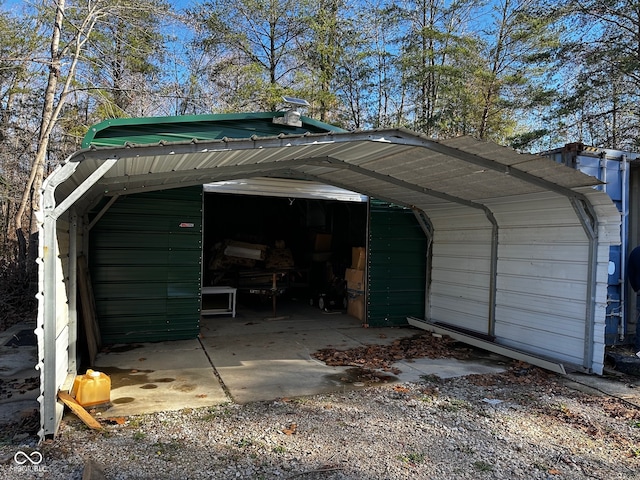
82, 112, 347, 148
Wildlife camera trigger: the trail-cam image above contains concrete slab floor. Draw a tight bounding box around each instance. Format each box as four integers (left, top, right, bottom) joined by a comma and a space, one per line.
198, 302, 415, 403
198, 299, 508, 403
93, 339, 228, 417
84, 299, 515, 416
563, 371, 640, 407
0, 324, 39, 433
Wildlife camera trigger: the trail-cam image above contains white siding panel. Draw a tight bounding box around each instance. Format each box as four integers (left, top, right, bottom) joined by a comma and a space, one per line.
427, 207, 494, 228
497, 275, 587, 302
499, 225, 588, 244
431, 281, 492, 303
496, 323, 585, 365
585, 188, 620, 374
495, 305, 585, 338
496, 290, 586, 320
430, 306, 490, 332
596, 244, 614, 282
432, 254, 492, 275
490, 194, 590, 368
497, 257, 589, 283
427, 207, 494, 333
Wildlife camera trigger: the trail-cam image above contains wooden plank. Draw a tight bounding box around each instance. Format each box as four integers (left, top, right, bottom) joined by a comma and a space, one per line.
78, 255, 100, 364
58, 391, 102, 430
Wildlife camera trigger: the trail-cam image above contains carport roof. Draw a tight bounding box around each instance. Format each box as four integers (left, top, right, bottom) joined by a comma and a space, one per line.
48, 113, 603, 221
82, 112, 346, 148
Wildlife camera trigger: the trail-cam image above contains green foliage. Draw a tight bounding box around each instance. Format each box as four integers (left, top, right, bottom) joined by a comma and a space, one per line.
509, 128, 550, 151
541, 0, 640, 149
398, 451, 426, 464
192, 0, 311, 111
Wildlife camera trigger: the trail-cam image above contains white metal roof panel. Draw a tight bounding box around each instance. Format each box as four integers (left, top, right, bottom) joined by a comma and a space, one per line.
55, 130, 602, 216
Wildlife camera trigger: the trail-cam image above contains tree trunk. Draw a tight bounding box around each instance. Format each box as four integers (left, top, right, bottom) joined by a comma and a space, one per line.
14, 0, 65, 269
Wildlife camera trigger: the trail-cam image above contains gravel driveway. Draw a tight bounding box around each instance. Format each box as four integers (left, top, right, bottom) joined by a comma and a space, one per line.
1, 340, 639, 479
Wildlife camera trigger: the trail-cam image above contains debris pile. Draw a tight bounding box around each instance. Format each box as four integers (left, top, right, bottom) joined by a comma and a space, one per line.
467, 360, 551, 387
313, 333, 472, 374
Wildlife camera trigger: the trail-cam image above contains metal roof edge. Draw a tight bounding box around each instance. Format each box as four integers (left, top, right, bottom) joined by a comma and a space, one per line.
67, 129, 604, 193
539, 142, 640, 161
72, 129, 361, 160
295, 116, 347, 133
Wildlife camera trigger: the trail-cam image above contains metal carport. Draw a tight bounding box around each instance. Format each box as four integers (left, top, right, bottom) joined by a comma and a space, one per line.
37, 122, 620, 438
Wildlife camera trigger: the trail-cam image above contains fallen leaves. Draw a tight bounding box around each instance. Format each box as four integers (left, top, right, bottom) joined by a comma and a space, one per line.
282, 423, 297, 435
468, 361, 551, 388
313, 333, 470, 373
582, 396, 640, 421
104, 417, 126, 425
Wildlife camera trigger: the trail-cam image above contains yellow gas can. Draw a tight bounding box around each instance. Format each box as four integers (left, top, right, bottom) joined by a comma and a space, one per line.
72, 369, 111, 407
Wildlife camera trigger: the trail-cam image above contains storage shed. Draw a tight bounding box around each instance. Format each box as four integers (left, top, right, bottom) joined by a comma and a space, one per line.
543, 143, 640, 346
37, 111, 620, 438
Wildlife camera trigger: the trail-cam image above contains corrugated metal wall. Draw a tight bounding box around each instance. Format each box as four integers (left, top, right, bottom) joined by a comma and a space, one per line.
55, 218, 71, 396
428, 206, 494, 333
570, 154, 626, 344
425, 193, 603, 368
490, 193, 591, 366
90, 187, 202, 344
368, 201, 427, 326
630, 167, 640, 344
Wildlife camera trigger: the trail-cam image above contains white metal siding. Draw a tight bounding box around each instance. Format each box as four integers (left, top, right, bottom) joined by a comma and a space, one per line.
37, 215, 72, 438
55, 218, 70, 338
427, 207, 493, 332
489, 194, 589, 366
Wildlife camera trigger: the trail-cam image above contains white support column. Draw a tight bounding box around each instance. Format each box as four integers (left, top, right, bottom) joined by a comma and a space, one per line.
68, 209, 78, 375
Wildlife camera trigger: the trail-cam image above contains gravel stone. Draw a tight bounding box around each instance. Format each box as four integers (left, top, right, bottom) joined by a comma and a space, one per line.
2, 336, 640, 480
1, 362, 639, 479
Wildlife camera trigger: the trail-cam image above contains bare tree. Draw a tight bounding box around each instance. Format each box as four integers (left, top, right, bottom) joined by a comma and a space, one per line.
13, 0, 172, 269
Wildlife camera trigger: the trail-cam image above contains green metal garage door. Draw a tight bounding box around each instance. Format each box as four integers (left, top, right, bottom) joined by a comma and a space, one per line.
90, 186, 203, 344
368, 201, 427, 326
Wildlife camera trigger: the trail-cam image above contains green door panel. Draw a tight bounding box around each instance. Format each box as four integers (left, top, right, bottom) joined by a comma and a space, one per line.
89, 186, 202, 344
367, 200, 427, 327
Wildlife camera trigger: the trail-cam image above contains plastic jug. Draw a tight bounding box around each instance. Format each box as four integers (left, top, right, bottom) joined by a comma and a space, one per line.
72, 369, 111, 407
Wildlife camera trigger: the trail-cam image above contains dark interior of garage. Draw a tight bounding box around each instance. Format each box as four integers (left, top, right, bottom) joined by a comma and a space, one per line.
202, 192, 368, 312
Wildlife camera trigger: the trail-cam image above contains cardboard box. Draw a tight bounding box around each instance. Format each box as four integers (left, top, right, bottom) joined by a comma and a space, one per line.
347, 294, 365, 321
345, 268, 364, 292
351, 247, 366, 270
312, 233, 332, 252
224, 240, 267, 260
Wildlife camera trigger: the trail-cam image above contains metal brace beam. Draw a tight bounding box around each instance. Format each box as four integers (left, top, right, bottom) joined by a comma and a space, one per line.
407, 317, 567, 375
53, 159, 118, 219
